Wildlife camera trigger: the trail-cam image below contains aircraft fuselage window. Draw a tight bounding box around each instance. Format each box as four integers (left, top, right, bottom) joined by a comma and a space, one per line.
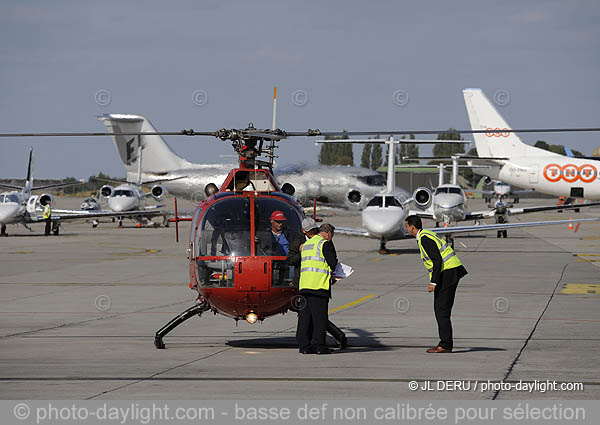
2, 194, 19, 203
357, 175, 386, 187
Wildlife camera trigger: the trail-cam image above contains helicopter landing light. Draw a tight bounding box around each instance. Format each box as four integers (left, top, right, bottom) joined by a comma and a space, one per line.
245, 312, 258, 324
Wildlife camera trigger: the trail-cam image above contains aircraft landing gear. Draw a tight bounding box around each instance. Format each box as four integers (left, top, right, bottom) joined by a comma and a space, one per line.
497, 230, 507, 238
379, 238, 389, 255
92, 220, 99, 228
118, 220, 123, 228
52, 222, 60, 236
444, 235, 454, 249
1, 224, 6, 236
154, 297, 210, 349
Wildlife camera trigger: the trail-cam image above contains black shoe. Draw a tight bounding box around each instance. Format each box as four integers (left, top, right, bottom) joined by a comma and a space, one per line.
299, 347, 316, 354
315, 347, 333, 355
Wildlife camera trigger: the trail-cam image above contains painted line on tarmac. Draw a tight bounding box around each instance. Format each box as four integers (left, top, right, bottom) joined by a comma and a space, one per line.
329, 294, 375, 314
561, 284, 600, 295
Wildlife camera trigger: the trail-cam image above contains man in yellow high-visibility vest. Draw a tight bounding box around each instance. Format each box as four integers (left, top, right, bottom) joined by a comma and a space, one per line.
43, 201, 52, 236
405, 215, 467, 353
296, 223, 338, 355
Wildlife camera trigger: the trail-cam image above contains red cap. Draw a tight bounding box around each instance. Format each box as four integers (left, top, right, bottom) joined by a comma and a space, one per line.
270, 210, 287, 221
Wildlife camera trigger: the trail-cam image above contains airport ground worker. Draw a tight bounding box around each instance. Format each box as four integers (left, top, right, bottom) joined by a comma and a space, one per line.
296, 223, 338, 355
43, 201, 52, 236
405, 215, 467, 353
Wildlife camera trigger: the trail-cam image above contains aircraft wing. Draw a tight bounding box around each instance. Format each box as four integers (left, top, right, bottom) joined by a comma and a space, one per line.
0, 183, 23, 190
408, 210, 435, 220
42, 209, 167, 222
427, 217, 600, 235
464, 210, 496, 220
507, 201, 600, 215
335, 226, 370, 237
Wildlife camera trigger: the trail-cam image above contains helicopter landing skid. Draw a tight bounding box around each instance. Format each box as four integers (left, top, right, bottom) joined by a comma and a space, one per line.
327, 320, 347, 349
154, 298, 210, 349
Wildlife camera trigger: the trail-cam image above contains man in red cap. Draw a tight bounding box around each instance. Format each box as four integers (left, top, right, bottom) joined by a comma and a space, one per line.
268, 210, 291, 256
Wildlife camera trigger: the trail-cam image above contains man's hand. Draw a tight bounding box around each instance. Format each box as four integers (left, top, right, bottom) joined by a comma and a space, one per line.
427, 283, 436, 293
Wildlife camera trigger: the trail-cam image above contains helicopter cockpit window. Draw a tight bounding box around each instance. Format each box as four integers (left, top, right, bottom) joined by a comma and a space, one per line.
366, 196, 383, 208
197, 197, 251, 257
226, 170, 276, 192
385, 196, 402, 207
254, 197, 302, 257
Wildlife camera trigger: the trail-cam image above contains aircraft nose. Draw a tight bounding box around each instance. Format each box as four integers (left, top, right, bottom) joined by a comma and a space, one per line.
0, 204, 20, 223
109, 197, 135, 212
362, 207, 405, 237
434, 194, 463, 210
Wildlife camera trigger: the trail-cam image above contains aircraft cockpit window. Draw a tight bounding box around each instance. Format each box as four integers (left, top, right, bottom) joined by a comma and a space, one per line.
366, 197, 383, 208
448, 187, 462, 194
2, 194, 19, 203
255, 197, 302, 257
357, 174, 386, 187
112, 190, 134, 197
384, 196, 402, 208
435, 187, 448, 195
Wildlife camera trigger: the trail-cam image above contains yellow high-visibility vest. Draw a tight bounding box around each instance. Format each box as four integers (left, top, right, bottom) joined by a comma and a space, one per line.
299, 234, 331, 291
42, 204, 51, 219
417, 229, 462, 280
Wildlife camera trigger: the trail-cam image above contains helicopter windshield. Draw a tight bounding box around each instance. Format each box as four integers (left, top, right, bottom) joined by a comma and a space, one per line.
198, 197, 252, 257
255, 197, 302, 257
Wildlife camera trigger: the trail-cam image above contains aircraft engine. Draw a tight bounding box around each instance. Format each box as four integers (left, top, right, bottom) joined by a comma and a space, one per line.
38, 193, 54, 207
151, 184, 167, 200
281, 183, 295, 196
484, 176, 492, 185
99, 185, 113, 198
345, 189, 363, 210
412, 187, 432, 210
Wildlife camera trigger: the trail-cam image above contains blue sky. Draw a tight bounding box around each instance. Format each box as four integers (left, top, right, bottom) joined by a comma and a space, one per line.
1, 0, 599, 178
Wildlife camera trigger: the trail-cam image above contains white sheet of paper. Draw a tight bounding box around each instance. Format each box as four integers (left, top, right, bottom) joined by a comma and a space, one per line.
333, 263, 354, 279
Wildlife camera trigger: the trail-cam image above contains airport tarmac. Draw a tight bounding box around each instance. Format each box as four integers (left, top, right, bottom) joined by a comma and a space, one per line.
0, 197, 599, 400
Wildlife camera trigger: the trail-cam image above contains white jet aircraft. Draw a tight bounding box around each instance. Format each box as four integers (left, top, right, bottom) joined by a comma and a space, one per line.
334, 140, 600, 253
463, 88, 600, 200
0, 149, 158, 236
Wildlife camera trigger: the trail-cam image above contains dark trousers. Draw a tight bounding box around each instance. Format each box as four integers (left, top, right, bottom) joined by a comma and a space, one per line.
433, 283, 458, 350
296, 294, 329, 350
45, 219, 51, 236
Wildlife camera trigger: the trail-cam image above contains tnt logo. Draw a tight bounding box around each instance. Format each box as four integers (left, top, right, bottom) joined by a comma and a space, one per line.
485, 128, 510, 137
543, 163, 598, 183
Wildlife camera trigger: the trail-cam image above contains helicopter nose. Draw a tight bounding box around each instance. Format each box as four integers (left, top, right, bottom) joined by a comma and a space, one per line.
109, 197, 136, 212
362, 206, 405, 237
0, 204, 20, 223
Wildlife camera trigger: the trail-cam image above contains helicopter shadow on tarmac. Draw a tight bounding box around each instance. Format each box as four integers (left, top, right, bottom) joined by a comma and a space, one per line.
226, 326, 393, 353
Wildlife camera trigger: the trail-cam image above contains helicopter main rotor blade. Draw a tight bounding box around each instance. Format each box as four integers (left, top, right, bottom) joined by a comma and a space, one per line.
1, 127, 600, 139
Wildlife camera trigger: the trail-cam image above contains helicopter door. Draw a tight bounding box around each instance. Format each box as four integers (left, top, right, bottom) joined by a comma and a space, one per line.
236, 257, 270, 292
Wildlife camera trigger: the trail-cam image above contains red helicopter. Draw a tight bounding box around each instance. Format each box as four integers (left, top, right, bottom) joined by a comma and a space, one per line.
155, 126, 325, 349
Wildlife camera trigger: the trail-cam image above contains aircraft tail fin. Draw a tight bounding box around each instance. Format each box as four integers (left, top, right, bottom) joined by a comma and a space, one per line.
462, 89, 527, 159
98, 114, 192, 176
25, 148, 33, 192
